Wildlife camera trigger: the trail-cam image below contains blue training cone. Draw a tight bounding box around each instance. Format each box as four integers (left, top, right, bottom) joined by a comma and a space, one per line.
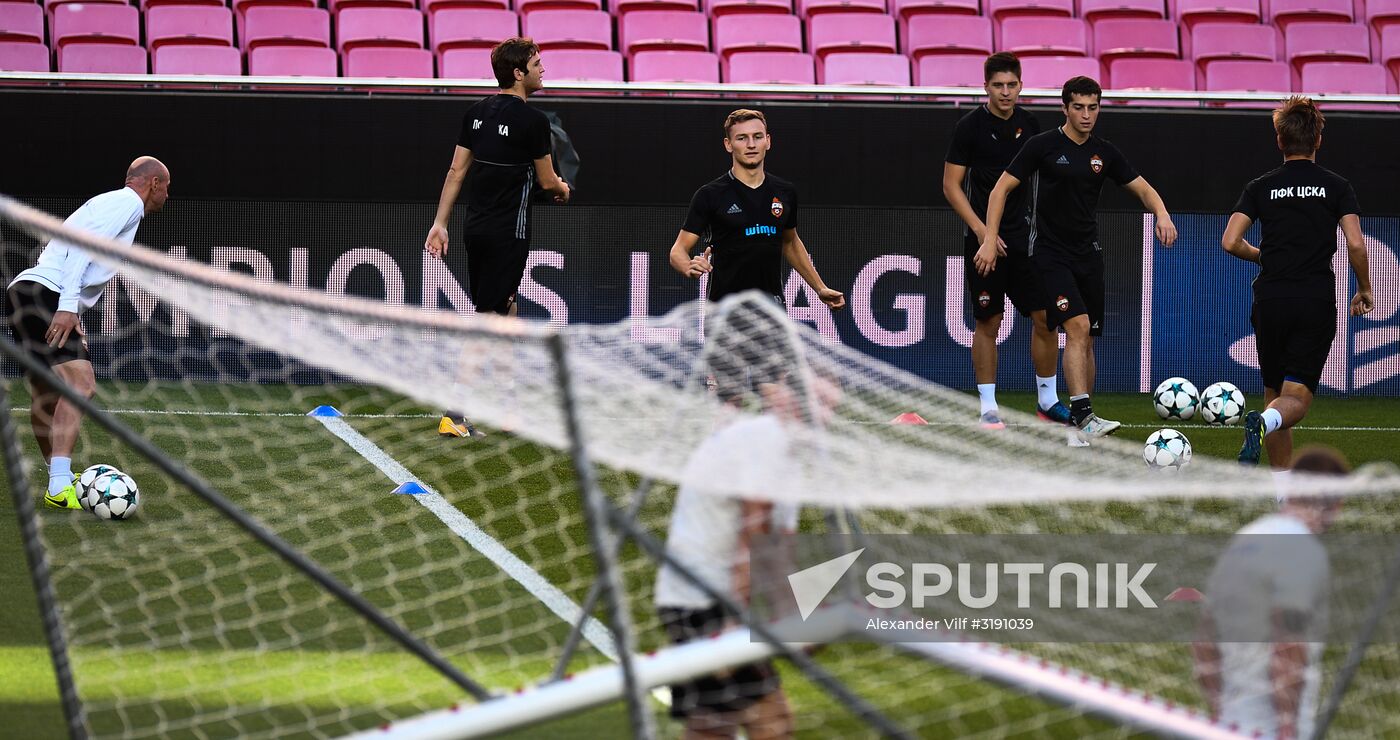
392, 481, 429, 495
307, 405, 344, 417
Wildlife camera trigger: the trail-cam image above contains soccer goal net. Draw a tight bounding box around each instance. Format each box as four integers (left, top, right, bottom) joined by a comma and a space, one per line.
2, 193, 1399, 740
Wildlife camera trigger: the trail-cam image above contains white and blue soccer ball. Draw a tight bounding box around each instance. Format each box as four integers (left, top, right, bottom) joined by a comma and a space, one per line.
1153, 377, 1200, 421
1143, 428, 1193, 470
75, 463, 117, 513
1201, 382, 1246, 426
83, 469, 140, 520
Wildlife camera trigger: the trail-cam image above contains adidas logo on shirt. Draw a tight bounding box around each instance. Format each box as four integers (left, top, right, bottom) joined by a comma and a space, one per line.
1056, 155, 1070, 165
726, 204, 742, 214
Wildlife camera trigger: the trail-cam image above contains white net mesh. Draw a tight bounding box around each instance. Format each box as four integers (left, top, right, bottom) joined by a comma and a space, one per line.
3, 194, 1398, 739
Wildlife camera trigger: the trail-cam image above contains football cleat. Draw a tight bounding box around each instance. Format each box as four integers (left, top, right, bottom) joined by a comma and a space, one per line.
1076, 413, 1121, 438
43, 483, 82, 510
979, 410, 1006, 430
438, 416, 486, 439
1036, 401, 1073, 426
1238, 410, 1264, 466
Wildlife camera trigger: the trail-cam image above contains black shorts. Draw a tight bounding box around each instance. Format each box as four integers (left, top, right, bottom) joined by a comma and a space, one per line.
1034, 246, 1104, 336
3, 280, 88, 373
463, 232, 530, 315
1252, 297, 1336, 394
704, 291, 790, 404
964, 231, 1042, 321
658, 604, 781, 719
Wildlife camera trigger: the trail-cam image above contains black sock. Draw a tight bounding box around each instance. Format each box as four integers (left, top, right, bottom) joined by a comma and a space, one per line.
1070, 394, 1092, 427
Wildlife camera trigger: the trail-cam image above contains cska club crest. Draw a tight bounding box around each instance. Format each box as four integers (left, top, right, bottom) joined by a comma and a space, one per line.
771, 197, 784, 218
1090, 154, 1104, 174
1056, 295, 1070, 312
977, 291, 992, 308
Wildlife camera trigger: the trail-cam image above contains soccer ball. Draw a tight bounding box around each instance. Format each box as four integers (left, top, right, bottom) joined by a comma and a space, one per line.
1153, 377, 1200, 420
86, 470, 140, 520
1201, 382, 1246, 426
75, 464, 116, 513
1143, 428, 1193, 470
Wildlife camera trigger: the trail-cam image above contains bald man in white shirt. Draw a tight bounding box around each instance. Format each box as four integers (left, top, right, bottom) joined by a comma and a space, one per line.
4, 156, 170, 509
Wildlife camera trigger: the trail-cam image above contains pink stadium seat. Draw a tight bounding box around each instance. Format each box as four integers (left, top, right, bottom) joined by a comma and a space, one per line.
1078, 0, 1164, 23
430, 8, 517, 53
724, 49, 815, 81
344, 46, 434, 75
904, 14, 992, 59
152, 44, 242, 73
1092, 18, 1179, 64
912, 51, 985, 84
336, 8, 425, 54
327, 0, 417, 16
799, 0, 888, 17
517, 0, 602, 13
986, 0, 1073, 24
619, 10, 709, 56
51, 4, 139, 51
232, 0, 318, 24
1384, 25, 1400, 79
0, 40, 49, 70
1108, 56, 1193, 86
146, 6, 234, 52
630, 49, 719, 79
58, 41, 146, 71
1368, 0, 1400, 47
542, 48, 624, 78
1204, 58, 1289, 95
714, 13, 802, 58
248, 45, 338, 74
893, 0, 980, 21
0, 3, 44, 44
1018, 54, 1101, 88
1175, 0, 1261, 31
524, 10, 613, 50
1300, 59, 1393, 89
1285, 22, 1370, 79
243, 7, 331, 51
140, 0, 225, 10
1186, 22, 1277, 68
613, 0, 701, 15
421, 0, 511, 14
999, 17, 1089, 56
819, 50, 909, 83
43, 0, 125, 17
707, 0, 793, 17
1268, 0, 1352, 31
807, 13, 896, 59
439, 46, 492, 76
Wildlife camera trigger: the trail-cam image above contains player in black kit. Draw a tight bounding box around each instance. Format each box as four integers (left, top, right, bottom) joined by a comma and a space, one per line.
943, 52, 1069, 430
980, 76, 1178, 442
424, 37, 572, 438
1225, 97, 1373, 468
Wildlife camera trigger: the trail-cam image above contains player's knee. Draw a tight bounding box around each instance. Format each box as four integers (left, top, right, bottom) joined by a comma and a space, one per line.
974, 314, 1003, 336
1062, 315, 1090, 340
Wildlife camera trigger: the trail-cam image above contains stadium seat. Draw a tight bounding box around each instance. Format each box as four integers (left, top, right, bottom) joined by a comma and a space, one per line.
248, 44, 338, 75
0, 3, 44, 45
58, 41, 146, 72
344, 46, 434, 75
723, 49, 815, 82
430, 8, 517, 54
893, 0, 981, 22
986, 0, 1073, 25
1285, 22, 1370, 80
421, 0, 511, 15
140, 0, 226, 10
438, 46, 491, 77
1092, 18, 1179, 64
336, 8, 425, 54
51, 4, 139, 52
44, 0, 127, 17
819, 50, 909, 83
1268, 0, 1352, 32
1300, 60, 1396, 107
707, 0, 793, 17
619, 10, 709, 56
714, 14, 802, 58
145, 6, 235, 52
1204, 58, 1289, 94
1384, 25, 1400, 80
630, 48, 719, 79
999, 17, 1089, 56
904, 14, 993, 60
517, 0, 603, 13
1107, 57, 1194, 104
523, 10, 614, 50
912, 50, 985, 84
807, 13, 897, 59
1175, 0, 1261, 31
1368, 0, 1400, 49
1186, 22, 1277, 73
152, 44, 242, 73
1018, 54, 1102, 88
232, 0, 319, 25
541, 48, 624, 79
0, 40, 49, 70
613, 0, 701, 15
243, 7, 331, 51
327, 0, 417, 16
1078, 0, 1165, 24
799, 0, 889, 18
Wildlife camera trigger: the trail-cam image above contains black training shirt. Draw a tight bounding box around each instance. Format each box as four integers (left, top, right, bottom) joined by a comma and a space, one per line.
1232, 160, 1359, 302
457, 94, 552, 237
681, 171, 798, 303
1005, 127, 1139, 256
945, 105, 1042, 242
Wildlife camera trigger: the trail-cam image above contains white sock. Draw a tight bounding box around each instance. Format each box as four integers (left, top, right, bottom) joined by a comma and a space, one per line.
48, 456, 73, 495
977, 384, 997, 415
1272, 469, 1292, 506
1262, 408, 1284, 435
1036, 375, 1059, 410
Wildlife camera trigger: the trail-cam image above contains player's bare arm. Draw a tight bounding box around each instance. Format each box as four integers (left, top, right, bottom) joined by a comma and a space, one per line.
1221, 213, 1261, 264
1123, 177, 1178, 246
732, 498, 774, 607
1270, 608, 1311, 740
1340, 214, 1373, 316
669, 230, 711, 278
782, 228, 845, 310
532, 154, 571, 204
977, 171, 1021, 276
1190, 612, 1222, 717
426, 146, 474, 259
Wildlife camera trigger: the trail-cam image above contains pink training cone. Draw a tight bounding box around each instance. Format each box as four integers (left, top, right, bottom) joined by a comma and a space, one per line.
1165, 587, 1203, 602
891, 412, 929, 425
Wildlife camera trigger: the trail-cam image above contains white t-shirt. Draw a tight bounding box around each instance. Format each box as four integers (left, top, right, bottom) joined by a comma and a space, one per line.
12, 187, 145, 314
1206, 513, 1328, 739
654, 415, 797, 610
